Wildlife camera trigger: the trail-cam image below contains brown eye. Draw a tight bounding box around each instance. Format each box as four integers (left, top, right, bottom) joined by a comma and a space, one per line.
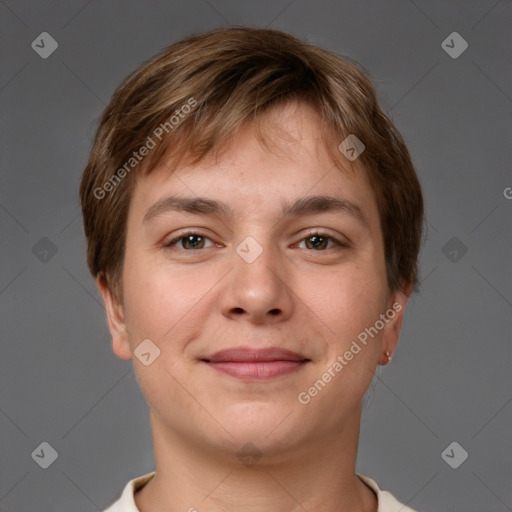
305, 235, 329, 250
181, 234, 205, 249
297, 233, 342, 250
165, 232, 214, 250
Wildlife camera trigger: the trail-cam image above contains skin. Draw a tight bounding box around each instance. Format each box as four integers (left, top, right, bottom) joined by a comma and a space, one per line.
97, 101, 411, 512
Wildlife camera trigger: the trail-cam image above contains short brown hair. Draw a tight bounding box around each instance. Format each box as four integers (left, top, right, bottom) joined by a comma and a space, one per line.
80, 26, 424, 303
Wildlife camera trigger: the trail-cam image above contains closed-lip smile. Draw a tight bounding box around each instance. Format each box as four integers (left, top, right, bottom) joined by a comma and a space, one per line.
200, 347, 310, 380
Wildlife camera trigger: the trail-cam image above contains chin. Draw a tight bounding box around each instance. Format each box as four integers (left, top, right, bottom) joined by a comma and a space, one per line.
217, 404, 301, 447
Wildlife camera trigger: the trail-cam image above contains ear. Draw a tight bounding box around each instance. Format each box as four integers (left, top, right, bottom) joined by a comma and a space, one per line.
96, 274, 132, 360
379, 281, 413, 366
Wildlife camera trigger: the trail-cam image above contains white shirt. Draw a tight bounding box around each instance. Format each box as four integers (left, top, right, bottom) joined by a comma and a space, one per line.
103, 471, 419, 511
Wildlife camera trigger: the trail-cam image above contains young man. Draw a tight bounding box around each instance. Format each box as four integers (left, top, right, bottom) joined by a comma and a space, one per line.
81, 27, 424, 512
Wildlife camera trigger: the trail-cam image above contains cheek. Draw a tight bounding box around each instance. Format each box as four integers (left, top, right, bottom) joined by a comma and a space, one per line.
121, 254, 218, 347
304, 261, 386, 329
299, 264, 388, 396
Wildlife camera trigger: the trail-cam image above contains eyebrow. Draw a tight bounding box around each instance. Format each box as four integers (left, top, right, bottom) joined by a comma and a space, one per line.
142, 194, 369, 228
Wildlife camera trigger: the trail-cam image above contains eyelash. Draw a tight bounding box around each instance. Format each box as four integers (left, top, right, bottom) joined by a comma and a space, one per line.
163, 230, 348, 251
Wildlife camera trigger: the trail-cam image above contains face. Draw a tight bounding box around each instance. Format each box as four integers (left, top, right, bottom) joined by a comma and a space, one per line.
98, 102, 409, 460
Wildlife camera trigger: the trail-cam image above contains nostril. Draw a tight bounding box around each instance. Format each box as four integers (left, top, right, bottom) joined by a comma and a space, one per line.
269, 309, 280, 315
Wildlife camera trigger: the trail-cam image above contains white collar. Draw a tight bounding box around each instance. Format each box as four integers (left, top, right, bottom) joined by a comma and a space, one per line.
104, 471, 419, 512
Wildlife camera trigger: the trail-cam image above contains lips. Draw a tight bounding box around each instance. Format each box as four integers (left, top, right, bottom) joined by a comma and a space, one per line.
201, 347, 310, 380
202, 347, 309, 363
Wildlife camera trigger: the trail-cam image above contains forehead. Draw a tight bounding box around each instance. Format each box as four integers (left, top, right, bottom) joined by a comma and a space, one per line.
128, 102, 379, 228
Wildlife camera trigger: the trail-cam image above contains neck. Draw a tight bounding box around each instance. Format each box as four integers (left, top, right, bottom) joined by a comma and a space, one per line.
135, 408, 377, 512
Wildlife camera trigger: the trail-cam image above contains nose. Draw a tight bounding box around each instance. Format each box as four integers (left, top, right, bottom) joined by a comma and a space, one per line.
218, 236, 295, 325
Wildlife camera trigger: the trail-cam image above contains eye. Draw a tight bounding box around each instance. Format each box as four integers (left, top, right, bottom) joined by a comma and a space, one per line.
164, 231, 215, 250
296, 232, 346, 250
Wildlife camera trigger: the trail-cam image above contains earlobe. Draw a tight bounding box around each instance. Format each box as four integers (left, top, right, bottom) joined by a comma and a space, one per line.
95, 274, 132, 361
380, 283, 412, 365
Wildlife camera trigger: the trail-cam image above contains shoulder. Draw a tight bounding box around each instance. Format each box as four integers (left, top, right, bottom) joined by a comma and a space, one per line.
357, 474, 420, 512
103, 472, 156, 512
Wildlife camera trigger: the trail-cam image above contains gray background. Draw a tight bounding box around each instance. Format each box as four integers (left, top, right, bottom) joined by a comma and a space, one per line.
1, 1, 511, 511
